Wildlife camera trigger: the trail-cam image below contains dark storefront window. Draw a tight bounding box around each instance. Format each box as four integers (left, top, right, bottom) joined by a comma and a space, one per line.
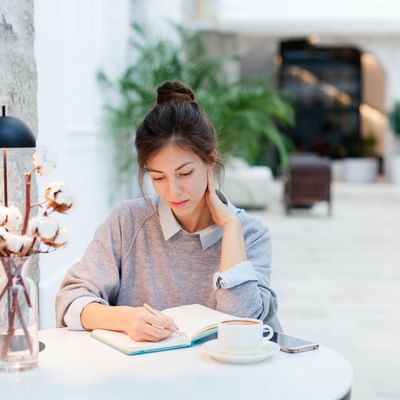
279, 40, 362, 158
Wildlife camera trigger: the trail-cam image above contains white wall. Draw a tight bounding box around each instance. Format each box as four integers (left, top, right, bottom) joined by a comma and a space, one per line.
34, 0, 131, 328
34, 0, 189, 329
218, 0, 400, 18
137, 0, 184, 34
213, 0, 400, 34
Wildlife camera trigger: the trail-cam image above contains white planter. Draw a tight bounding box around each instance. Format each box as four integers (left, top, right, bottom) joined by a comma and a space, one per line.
223, 166, 272, 209
343, 158, 378, 183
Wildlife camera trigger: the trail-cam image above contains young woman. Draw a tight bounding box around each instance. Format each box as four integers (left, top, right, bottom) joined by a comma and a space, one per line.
56, 81, 280, 342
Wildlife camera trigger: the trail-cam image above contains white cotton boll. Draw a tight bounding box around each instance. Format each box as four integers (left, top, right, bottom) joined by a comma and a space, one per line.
27, 216, 41, 237
51, 181, 65, 191
0, 207, 8, 225
44, 181, 65, 200
32, 146, 57, 176
45, 227, 67, 248
0, 226, 8, 249
28, 215, 58, 240
5, 234, 24, 253
44, 182, 74, 213
0, 226, 8, 238
19, 235, 34, 256
55, 191, 74, 207
5, 205, 23, 231
37, 216, 59, 240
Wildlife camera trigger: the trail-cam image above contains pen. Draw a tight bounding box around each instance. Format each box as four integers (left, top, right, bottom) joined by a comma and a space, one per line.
143, 303, 184, 336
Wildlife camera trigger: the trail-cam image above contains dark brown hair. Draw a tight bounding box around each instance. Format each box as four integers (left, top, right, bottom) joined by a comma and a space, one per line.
135, 80, 222, 195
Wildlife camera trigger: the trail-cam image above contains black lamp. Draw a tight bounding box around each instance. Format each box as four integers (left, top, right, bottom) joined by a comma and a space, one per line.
0, 105, 36, 206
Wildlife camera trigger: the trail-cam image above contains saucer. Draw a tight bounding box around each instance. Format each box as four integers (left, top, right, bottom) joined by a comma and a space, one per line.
202, 339, 280, 364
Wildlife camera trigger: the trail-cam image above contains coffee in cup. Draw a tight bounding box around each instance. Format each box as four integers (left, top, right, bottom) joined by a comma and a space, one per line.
217, 319, 274, 355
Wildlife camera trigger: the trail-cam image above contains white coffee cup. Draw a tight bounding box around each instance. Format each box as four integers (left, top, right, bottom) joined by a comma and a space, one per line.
217, 319, 274, 355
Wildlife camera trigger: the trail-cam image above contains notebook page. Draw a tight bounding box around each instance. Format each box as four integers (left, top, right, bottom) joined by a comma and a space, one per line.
163, 304, 238, 339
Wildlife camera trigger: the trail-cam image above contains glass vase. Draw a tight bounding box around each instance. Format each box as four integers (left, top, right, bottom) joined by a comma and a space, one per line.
0, 256, 39, 372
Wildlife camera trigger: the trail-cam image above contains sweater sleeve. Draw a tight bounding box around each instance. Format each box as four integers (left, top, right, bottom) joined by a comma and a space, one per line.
55, 206, 124, 328
214, 219, 278, 324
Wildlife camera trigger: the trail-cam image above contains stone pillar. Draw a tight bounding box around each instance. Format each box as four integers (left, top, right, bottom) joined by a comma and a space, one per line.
0, 1, 38, 282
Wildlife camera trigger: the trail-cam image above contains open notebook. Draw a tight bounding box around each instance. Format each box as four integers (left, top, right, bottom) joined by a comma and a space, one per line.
91, 304, 241, 355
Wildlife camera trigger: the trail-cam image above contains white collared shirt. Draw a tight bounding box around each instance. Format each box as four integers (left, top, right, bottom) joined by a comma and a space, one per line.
158, 198, 258, 290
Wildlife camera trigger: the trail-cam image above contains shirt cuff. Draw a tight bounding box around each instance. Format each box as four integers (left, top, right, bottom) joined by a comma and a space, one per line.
64, 296, 107, 330
213, 260, 258, 290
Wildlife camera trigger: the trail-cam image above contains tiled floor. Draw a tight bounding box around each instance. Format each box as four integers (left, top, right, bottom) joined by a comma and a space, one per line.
249, 181, 400, 400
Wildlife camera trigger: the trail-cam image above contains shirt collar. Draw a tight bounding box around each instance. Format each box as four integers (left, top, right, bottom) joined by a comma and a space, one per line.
158, 198, 227, 250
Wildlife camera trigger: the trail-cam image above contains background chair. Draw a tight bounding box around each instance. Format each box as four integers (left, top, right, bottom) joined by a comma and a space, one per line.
283, 154, 332, 216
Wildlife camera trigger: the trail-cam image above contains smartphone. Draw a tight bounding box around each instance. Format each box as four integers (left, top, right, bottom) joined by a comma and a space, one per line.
270, 331, 319, 353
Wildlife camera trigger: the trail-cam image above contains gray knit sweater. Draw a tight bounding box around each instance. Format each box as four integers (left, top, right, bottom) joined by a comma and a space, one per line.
55, 197, 280, 330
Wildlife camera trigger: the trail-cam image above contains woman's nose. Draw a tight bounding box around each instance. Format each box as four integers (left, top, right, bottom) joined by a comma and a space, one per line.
167, 177, 182, 197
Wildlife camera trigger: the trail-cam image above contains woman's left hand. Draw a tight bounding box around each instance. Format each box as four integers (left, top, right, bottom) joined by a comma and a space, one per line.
205, 169, 239, 229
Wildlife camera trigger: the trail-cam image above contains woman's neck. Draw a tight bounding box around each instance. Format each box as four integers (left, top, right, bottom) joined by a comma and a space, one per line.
174, 200, 214, 233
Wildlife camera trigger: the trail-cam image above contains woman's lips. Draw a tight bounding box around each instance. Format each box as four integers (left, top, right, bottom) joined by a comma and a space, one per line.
169, 200, 189, 208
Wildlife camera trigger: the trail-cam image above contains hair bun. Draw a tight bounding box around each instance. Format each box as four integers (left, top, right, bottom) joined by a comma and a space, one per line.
157, 81, 195, 105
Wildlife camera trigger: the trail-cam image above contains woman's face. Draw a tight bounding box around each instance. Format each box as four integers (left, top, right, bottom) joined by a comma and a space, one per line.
146, 144, 211, 224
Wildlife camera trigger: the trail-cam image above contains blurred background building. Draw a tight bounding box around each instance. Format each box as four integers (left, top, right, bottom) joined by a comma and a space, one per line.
34, 0, 400, 328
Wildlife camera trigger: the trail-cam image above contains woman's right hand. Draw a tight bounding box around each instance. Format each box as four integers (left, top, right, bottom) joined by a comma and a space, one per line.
122, 306, 179, 342
81, 302, 178, 342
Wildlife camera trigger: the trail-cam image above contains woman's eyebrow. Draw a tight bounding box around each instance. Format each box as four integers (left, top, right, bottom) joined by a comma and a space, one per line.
147, 162, 194, 173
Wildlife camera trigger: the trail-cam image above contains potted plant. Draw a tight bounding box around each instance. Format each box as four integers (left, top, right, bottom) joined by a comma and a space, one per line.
342, 134, 379, 183
389, 101, 400, 184
97, 23, 294, 199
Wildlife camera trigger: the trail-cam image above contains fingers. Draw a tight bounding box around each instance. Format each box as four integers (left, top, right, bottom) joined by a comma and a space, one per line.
207, 168, 219, 203
206, 169, 227, 208
207, 168, 215, 192
127, 307, 179, 342
145, 311, 179, 332
142, 323, 172, 341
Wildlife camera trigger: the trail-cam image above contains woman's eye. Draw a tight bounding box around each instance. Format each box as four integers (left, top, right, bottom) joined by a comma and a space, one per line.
179, 170, 193, 177
151, 176, 165, 181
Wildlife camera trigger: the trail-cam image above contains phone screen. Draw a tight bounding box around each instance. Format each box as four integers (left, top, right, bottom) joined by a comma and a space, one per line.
270, 331, 319, 353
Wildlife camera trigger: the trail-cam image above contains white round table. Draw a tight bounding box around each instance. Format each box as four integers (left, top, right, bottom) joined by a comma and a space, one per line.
1, 329, 353, 400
